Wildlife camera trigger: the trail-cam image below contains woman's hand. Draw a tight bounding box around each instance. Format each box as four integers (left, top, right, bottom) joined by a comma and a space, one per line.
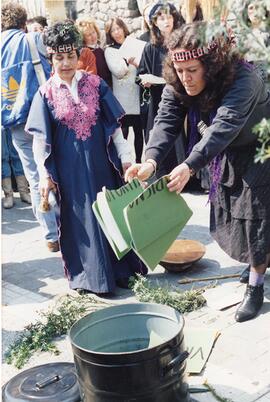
128, 57, 138, 68
39, 177, 56, 201
167, 163, 191, 194
125, 162, 155, 182
140, 79, 152, 88
122, 162, 132, 176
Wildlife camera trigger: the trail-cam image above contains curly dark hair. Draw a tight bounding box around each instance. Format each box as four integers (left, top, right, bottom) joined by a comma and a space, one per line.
1, 2, 27, 31
149, 3, 181, 46
163, 22, 243, 112
104, 17, 130, 46
43, 21, 81, 60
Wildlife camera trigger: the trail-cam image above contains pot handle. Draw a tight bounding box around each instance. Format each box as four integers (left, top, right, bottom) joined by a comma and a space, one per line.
36, 375, 60, 389
163, 351, 189, 376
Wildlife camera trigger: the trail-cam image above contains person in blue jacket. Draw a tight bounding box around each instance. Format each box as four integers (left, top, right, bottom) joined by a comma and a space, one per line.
1, 2, 59, 251
126, 22, 270, 323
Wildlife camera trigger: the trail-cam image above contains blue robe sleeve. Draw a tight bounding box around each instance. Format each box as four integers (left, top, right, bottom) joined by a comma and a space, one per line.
25, 89, 58, 183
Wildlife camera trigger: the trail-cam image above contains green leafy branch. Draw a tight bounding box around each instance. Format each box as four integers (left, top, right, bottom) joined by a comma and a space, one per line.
205, 0, 270, 163
130, 274, 206, 313
253, 118, 270, 162
5, 274, 206, 369
5, 294, 110, 369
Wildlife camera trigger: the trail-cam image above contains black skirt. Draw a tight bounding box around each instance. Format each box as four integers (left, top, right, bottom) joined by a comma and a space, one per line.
210, 143, 270, 266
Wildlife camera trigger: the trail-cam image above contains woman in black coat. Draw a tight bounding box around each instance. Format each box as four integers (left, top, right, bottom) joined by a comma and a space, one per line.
126, 22, 270, 323
138, 2, 182, 177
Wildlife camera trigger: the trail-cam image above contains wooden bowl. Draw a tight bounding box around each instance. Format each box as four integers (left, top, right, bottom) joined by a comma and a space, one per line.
160, 239, 206, 273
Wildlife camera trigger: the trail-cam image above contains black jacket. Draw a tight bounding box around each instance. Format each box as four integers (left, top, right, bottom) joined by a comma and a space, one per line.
145, 64, 270, 173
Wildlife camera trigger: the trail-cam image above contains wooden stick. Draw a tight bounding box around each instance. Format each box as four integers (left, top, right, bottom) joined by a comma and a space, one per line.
178, 273, 241, 284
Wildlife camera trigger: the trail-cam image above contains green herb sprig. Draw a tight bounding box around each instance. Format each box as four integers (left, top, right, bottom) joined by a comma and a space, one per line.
130, 274, 206, 313
5, 294, 110, 369
253, 118, 270, 163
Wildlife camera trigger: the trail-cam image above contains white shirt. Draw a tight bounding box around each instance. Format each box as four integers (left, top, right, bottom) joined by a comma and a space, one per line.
53, 71, 81, 103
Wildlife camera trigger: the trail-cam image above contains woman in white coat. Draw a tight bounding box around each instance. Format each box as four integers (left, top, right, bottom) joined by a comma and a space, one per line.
104, 17, 144, 163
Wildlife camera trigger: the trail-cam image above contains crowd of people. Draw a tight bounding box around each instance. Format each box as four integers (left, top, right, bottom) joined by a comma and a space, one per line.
1, 1, 269, 322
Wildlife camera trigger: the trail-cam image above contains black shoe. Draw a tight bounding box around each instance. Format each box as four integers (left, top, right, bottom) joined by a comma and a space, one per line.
235, 284, 264, 322
239, 265, 250, 283
116, 277, 131, 289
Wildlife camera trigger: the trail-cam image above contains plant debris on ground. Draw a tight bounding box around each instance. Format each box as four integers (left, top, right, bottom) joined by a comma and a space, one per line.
130, 274, 206, 313
6, 275, 206, 369
5, 294, 110, 369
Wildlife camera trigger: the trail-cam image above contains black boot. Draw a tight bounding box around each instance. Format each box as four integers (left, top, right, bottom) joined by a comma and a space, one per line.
235, 284, 264, 322
239, 265, 250, 284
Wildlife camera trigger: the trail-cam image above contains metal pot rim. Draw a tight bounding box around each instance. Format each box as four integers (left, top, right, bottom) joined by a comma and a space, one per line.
69, 303, 184, 356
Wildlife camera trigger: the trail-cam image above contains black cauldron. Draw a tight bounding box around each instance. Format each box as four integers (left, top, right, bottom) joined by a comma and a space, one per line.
70, 303, 190, 402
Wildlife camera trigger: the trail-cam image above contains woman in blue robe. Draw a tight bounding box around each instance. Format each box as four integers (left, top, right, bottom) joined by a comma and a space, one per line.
26, 22, 147, 295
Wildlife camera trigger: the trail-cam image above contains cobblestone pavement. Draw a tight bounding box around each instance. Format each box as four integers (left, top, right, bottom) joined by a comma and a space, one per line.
2, 192, 270, 401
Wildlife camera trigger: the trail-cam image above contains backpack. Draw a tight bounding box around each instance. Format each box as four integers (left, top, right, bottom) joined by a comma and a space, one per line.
1, 30, 50, 128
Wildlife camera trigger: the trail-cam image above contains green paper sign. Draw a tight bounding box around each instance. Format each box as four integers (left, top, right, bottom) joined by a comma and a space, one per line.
92, 176, 193, 270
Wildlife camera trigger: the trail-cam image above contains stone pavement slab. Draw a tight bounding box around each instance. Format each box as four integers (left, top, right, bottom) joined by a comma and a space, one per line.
2, 193, 270, 402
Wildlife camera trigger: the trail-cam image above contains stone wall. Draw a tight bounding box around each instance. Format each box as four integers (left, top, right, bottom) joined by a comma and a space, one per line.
14, 0, 145, 34
13, 0, 181, 35
77, 0, 143, 34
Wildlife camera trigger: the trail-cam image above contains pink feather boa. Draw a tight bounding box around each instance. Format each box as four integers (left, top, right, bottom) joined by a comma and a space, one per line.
44, 73, 100, 141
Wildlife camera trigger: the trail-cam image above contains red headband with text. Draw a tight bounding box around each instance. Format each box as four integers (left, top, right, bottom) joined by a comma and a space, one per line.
170, 41, 217, 62
47, 43, 78, 54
